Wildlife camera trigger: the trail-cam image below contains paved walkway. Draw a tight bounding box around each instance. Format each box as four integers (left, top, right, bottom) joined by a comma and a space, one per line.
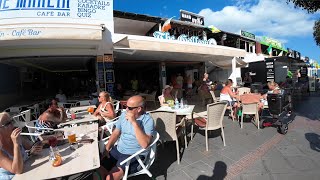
132, 94, 320, 180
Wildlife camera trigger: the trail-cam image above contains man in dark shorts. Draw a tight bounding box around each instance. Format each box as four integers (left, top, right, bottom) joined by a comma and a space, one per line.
99, 95, 155, 180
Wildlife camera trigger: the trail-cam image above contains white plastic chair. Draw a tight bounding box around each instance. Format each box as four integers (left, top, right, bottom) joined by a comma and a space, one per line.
241, 103, 260, 129
12, 109, 31, 128
120, 132, 160, 180
99, 117, 120, 152
58, 102, 77, 108
5, 107, 22, 114
192, 102, 228, 151
112, 100, 120, 114
28, 104, 40, 120
78, 100, 90, 106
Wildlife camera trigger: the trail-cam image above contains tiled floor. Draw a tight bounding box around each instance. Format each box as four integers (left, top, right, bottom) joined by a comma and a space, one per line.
130, 94, 320, 180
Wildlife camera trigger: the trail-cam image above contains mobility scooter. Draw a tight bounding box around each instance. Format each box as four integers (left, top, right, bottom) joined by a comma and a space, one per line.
260, 90, 296, 134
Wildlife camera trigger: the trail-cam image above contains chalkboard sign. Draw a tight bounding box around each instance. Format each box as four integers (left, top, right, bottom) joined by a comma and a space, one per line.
265, 60, 275, 82
105, 70, 115, 83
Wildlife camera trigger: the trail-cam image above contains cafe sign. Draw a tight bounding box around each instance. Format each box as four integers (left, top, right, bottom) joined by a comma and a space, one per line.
240, 30, 255, 40
260, 36, 287, 51
153, 31, 217, 45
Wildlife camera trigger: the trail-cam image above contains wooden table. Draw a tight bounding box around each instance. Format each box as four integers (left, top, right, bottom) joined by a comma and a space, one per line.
58, 113, 99, 128
13, 124, 100, 180
156, 105, 195, 116
69, 105, 96, 113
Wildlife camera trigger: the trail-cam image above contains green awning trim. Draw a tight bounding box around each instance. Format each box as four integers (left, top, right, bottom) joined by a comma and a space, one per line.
260, 42, 288, 52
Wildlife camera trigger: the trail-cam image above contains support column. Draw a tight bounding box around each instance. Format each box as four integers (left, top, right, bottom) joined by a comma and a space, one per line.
231, 57, 237, 85
160, 62, 166, 91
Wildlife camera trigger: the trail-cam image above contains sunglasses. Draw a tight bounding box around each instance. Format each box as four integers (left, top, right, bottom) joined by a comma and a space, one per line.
126, 106, 140, 111
0, 120, 12, 128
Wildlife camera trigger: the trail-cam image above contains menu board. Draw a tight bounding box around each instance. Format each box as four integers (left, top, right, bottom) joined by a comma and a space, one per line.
96, 55, 114, 93
97, 62, 106, 90
265, 60, 275, 82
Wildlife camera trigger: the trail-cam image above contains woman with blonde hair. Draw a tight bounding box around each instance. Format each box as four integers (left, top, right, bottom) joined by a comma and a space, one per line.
0, 112, 42, 179
93, 91, 116, 124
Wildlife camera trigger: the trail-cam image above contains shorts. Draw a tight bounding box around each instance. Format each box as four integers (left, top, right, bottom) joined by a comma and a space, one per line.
227, 101, 236, 107
101, 146, 144, 174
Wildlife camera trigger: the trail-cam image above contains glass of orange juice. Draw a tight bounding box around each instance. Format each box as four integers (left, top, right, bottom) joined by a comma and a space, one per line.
87, 107, 94, 114
52, 154, 62, 167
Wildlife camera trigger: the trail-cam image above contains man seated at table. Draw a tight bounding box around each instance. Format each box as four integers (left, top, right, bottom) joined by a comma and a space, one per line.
98, 95, 155, 180
36, 100, 67, 130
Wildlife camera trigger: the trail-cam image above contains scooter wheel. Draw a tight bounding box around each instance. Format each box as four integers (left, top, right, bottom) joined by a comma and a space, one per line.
259, 120, 264, 129
279, 124, 288, 134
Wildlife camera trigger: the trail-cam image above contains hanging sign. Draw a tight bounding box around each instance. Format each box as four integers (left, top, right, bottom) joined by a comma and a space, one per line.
260, 36, 286, 51
265, 59, 275, 82
153, 31, 217, 45
240, 30, 255, 40
180, 10, 204, 25
0, 0, 114, 40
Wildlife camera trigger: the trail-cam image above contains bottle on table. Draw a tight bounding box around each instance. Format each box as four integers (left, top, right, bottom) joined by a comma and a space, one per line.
180, 98, 184, 109
174, 98, 179, 109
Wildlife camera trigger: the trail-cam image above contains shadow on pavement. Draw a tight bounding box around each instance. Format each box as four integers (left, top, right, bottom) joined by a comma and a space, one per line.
196, 161, 227, 180
305, 133, 320, 152
292, 96, 320, 121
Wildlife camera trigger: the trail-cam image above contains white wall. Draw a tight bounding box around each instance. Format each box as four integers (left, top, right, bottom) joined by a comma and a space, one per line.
210, 67, 241, 85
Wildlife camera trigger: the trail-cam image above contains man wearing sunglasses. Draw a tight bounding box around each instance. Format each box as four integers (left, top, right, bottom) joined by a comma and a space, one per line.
99, 96, 155, 180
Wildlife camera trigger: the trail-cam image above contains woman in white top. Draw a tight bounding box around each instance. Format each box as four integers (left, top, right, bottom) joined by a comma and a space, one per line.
220, 79, 240, 119
93, 91, 116, 125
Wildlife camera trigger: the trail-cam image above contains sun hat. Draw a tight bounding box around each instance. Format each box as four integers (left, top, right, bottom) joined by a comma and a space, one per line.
162, 85, 173, 94
163, 85, 173, 90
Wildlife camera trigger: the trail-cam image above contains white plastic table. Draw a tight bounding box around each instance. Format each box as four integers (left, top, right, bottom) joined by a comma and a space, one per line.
69, 105, 96, 113
13, 124, 100, 180
155, 105, 195, 116
58, 113, 99, 128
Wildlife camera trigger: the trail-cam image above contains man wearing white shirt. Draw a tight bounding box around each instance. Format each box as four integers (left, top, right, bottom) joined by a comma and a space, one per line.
55, 89, 67, 103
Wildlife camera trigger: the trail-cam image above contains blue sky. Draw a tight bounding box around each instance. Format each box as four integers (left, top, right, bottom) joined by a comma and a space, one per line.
114, 0, 320, 62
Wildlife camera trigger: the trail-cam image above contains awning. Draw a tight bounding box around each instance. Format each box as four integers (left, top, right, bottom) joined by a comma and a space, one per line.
113, 34, 247, 68
0, 24, 112, 58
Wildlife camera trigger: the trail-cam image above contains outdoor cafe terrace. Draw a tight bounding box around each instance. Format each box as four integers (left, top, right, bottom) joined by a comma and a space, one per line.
2, 83, 319, 180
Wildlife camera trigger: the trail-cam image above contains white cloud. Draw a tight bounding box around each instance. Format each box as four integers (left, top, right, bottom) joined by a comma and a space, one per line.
199, 0, 315, 39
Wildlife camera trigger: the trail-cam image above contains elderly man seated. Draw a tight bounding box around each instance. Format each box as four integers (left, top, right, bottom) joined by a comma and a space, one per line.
97, 95, 155, 180
36, 99, 67, 130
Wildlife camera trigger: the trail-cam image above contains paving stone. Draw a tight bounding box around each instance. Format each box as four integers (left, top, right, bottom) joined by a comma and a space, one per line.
241, 159, 268, 174
240, 173, 272, 180
276, 145, 305, 156
262, 151, 294, 174
285, 156, 319, 171
158, 170, 192, 180
201, 151, 235, 169
181, 148, 206, 164
181, 161, 216, 180
218, 146, 249, 162
271, 171, 320, 180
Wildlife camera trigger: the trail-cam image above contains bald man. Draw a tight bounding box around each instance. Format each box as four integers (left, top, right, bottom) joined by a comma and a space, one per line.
99, 96, 155, 180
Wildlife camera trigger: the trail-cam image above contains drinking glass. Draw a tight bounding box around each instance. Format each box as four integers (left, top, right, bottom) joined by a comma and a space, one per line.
184, 100, 188, 108
66, 131, 77, 144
